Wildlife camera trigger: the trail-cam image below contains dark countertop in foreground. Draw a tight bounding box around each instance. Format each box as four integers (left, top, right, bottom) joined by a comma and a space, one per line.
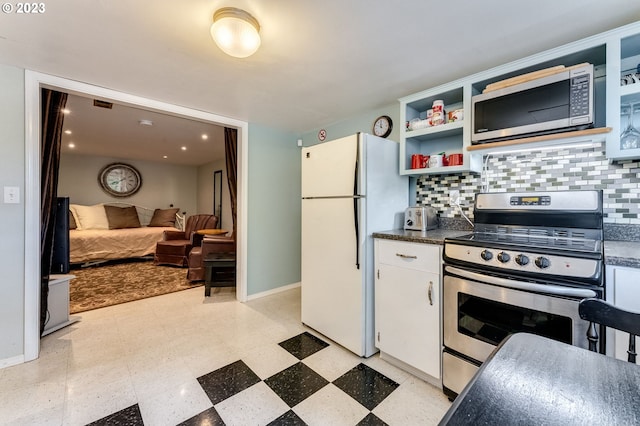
374, 229, 640, 268
439, 333, 640, 425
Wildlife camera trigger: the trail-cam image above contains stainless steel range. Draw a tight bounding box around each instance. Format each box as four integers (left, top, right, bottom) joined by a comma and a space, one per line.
442, 190, 604, 399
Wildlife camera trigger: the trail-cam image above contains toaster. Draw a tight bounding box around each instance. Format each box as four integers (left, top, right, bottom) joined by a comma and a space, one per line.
404, 206, 438, 231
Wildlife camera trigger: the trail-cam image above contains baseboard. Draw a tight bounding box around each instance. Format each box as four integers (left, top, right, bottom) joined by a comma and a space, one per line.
246, 281, 301, 301
379, 351, 442, 388
0, 354, 25, 370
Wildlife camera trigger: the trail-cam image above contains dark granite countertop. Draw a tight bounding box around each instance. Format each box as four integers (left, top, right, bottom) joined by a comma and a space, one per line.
372, 229, 470, 245
373, 229, 640, 269
604, 240, 640, 268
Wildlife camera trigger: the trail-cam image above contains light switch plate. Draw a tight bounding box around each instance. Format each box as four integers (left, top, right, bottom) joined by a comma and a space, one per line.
4, 186, 20, 204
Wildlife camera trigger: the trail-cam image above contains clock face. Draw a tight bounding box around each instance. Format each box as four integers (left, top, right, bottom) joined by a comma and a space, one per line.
373, 115, 392, 138
98, 163, 142, 197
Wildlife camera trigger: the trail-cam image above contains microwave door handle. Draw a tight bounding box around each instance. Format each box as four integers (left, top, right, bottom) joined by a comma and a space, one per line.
444, 266, 597, 298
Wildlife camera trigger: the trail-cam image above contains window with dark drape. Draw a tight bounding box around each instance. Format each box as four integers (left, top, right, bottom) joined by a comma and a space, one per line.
40, 88, 68, 335
224, 127, 238, 237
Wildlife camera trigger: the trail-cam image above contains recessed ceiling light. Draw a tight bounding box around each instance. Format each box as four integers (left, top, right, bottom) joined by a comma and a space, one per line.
64, 130, 72, 135
68, 143, 75, 148
201, 134, 208, 140
163, 155, 168, 159
139, 119, 153, 126
62, 108, 70, 114
181, 146, 187, 151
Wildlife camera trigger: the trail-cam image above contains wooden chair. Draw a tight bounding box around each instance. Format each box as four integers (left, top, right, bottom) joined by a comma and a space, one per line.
578, 298, 640, 363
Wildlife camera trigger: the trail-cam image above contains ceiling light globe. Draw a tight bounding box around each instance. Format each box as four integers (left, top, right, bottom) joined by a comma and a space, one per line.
211, 8, 261, 58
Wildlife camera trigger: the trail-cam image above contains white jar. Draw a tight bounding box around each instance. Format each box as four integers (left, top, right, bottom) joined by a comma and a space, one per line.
431, 100, 445, 126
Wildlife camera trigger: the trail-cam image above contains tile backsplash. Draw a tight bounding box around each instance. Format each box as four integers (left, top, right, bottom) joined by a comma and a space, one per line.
416, 141, 640, 225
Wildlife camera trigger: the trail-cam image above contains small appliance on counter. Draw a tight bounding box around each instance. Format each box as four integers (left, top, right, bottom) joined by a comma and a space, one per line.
404, 206, 438, 231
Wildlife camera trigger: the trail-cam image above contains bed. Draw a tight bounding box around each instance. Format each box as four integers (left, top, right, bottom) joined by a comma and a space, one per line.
68, 202, 184, 264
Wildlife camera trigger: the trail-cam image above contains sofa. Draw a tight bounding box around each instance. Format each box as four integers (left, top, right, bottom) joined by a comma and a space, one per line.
153, 214, 219, 267
187, 232, 236, 281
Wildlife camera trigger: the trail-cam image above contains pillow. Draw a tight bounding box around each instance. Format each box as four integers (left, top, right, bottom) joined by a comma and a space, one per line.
69, 211, 77, 230
148, 208, 179, 227
69, 204, 109, 230
104, 205, 141, 229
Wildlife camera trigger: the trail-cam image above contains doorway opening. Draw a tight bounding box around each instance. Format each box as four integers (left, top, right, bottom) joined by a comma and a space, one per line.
25, 70, 248, 361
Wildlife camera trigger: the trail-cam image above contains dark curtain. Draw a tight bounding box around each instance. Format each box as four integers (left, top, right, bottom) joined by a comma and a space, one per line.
224, 127, 238, 237
40, 89, 68, 335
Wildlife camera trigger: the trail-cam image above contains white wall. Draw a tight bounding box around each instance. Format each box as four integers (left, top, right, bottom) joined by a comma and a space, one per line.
0, 64, 25, 363
59, 153, 198, 216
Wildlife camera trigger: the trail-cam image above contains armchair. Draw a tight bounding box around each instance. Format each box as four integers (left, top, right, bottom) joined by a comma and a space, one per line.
153, 214, 218, 267
187, 232, 236, 281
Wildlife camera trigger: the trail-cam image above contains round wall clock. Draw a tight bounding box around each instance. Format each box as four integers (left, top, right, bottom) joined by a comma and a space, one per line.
373, 115, 393, 138
98, 163, 142, 197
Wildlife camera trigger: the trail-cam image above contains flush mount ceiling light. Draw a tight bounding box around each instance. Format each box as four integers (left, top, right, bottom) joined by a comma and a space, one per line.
210, 7, 261, 58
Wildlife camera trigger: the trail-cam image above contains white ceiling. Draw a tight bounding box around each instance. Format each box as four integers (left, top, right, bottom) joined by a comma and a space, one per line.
61, 94, 225, 166
1, 1, 640, 164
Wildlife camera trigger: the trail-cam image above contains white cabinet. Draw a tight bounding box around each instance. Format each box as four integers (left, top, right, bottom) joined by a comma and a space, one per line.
605, 265, 640, 362
374, 239, 441, 384
43, 274, 77, 336
609, 29, 640, 160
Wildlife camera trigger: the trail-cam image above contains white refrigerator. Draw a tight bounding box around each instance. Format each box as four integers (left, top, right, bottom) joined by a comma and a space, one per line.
301, 133, 408, 357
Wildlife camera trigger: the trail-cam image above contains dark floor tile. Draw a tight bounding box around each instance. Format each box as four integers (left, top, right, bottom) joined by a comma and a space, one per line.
333, 363, 399, 411
197, 360, 261, 405
278, 332, 329, 360
357, 412, 389, 426
266, 409, 308, 425
177, 406, 225, 426
264, 362, 329, 407
86, 404, 144, 426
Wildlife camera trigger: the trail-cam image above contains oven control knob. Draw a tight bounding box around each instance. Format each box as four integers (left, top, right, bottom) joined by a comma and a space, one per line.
515, 254, 530, 266
480, 250, 493, 261
535, 256, 550, 269
497, 252, 510, 263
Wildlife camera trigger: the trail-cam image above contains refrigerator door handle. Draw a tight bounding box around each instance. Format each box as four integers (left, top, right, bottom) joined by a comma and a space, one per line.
354, 197, 360, 270
353, 141, 360, 269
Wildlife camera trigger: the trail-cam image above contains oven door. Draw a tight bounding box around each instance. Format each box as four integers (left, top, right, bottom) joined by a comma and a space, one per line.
443, 265, 599, 364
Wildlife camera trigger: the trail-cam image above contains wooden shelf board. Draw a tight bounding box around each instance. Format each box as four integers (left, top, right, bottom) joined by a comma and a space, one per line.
466, 127, 612, 152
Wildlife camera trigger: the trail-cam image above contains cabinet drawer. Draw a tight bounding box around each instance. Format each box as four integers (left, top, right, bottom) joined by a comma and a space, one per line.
376, 239, 441, 273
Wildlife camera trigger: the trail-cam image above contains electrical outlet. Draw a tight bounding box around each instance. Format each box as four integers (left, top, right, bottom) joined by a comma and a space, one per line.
449, 190, 460, 206
4, 186, 19, 204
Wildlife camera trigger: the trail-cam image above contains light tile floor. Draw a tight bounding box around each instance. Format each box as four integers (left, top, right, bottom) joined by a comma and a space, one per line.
0, 286, 451, 425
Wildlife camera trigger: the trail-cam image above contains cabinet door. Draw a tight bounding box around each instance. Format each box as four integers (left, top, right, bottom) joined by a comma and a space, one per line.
375, 263, 440, 379
609, 266, 640, 362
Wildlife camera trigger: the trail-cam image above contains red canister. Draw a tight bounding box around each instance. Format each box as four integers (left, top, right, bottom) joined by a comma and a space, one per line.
411, 154, 422, 169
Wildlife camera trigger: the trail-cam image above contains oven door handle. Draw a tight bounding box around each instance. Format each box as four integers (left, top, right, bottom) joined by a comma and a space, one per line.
444, 266, 598, 298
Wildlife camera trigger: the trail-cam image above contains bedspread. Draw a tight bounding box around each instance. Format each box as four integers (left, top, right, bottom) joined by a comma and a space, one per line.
70, 226, 176, 263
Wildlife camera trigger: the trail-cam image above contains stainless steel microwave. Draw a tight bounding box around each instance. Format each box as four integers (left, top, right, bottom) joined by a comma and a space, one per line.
471, 63, 594, 144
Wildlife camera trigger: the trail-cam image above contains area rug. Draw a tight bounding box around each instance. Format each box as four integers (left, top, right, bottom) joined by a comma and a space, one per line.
69, 259, 201, 313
